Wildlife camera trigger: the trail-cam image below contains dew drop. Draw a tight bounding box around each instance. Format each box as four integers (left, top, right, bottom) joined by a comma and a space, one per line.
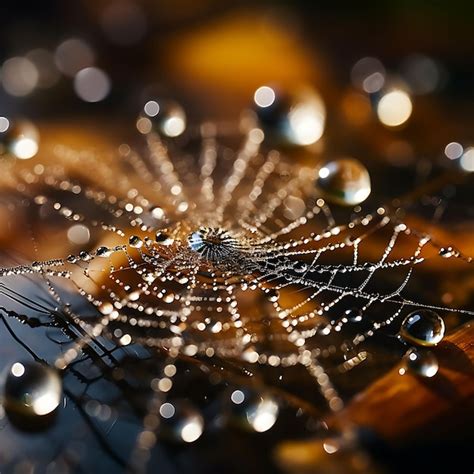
315, 158, 371, 206
96, 246, 112, 257
227, 389, 279, 433
254, 86, 326, 146
4, 361, 62, 428
401, 347, 439, 378
79, 250, 91, 261
344, 308, 363, 322
439, 247, 457, 258
266, 289, 280, 303
254, 86, 325, 146
66, 254, 77, 264
293, 261, 308, 273
155, 232, 173, 245
129, 235, 143, 248
399, 310, 445, 347
137, 99, 186, 138
150, 206, 165, 220
0, 119, 39, 159
159, 399, 204, 443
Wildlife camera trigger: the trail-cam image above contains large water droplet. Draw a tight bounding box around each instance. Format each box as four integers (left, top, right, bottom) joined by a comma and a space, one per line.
401, 347, 439, 378
4, 361, 62, 429
159, 399, 204, 443
137, 99, 186, 137
399, 310, 445, 347
227, 389, 279, 433
253, 86, 325, 146
315, 158, 371, 206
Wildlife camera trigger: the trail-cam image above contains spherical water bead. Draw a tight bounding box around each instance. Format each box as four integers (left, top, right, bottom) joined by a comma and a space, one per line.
129, 235, 143, 248
159, 400, 204, 443
4, 361, 62, 423
0, 118, 39, 159
401, 347, 439, 378
155, 232, 174, 246
227, 389, 279, 433
253, 86, 325, 146
266, 289, 280, 303
136, 99, 186, 138
399, 310, 445, 347
315, 158, 371, 206
345, 308, 363, 322
439, 247, 458, 258
96, 246, 113, 257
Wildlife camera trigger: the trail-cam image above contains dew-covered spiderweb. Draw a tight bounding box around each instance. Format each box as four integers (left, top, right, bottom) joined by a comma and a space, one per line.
0, 109, 472, 473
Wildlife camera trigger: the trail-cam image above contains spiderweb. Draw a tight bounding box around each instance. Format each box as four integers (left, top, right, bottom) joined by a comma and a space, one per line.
0, 118, 472, 473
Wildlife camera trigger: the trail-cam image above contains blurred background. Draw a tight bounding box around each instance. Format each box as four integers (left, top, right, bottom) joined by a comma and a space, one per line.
1, 0, 474, 159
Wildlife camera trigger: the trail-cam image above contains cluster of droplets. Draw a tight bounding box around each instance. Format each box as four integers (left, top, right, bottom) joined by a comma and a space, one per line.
0, 92, 471, 472
398, 309, 446, 378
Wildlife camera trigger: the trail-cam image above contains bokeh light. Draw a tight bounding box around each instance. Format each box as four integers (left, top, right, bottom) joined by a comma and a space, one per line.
74, 67, 111, 102
377, 89, 413, 127
1, 57, 39, 97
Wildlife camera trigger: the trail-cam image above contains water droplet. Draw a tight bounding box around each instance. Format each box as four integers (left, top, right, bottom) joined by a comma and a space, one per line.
150, 206, 165, 220
4, 361, 62, 429
345, 308, 363, 322
0, 119, 39, 159
401, 347, 439, 378
159, 400, 204, 443
293, 261, 308, 273
399, 310, 445, 347
96, 246, 112, 257
316, 158, 371, 206
79, 250, 91, 261
155, 232, 173, 245
137, 99, 186, 137
129, 235, 143, 248
227, 389, 279, 433
439, 247, 458, 258
266, 289, 280, 303
66, 254, 77, 264
254, 86, 325, 146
